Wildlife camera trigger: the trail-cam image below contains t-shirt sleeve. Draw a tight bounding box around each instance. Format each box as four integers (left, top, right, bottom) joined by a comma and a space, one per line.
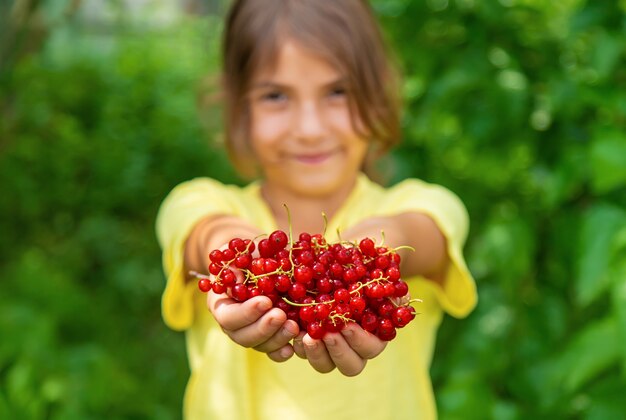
155, 178, 237, 331
385, 179, 477, 318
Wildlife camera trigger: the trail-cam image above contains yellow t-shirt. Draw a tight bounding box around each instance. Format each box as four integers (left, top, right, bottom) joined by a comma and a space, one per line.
156, 174, 477, 420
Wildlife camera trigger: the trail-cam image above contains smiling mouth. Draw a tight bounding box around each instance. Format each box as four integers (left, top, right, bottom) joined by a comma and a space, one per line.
293, 151, 336, 165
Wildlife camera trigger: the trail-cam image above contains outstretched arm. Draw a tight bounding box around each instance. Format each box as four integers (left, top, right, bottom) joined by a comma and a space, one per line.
344, 212, 449, 283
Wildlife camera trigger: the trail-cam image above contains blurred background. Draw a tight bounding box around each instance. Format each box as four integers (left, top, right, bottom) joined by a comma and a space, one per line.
1, 0, 625, 418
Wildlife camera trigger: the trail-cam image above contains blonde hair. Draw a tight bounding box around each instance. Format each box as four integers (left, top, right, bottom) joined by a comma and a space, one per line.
222, 0, 401, 178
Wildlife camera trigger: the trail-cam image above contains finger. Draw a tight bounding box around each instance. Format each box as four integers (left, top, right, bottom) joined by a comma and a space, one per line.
302, 335, 335, 374
253, 319, 300, 353
293, 332, 306, 359
227, 307, 287, 348
232, 267, 246, 283
266, 344, 295, 363
391, 294, 410, 307
322, 332, 366, 377
340, 323, 387, 360
209, 294, 273, 331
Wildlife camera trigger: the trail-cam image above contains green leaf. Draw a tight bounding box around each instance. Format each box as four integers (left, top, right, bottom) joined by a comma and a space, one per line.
590, 129, 626, 193
559, 317, 619, 393
584, 374, 626, 420
610, 228, 626, 376
576, 204, 626, 306
613, 276, 626, 377
591, 30, 624, 80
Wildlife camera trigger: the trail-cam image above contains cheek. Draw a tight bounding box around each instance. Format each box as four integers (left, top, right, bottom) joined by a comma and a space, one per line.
250, 114, 288, 165
326, 105, 366, 139
250, 111, 290, 146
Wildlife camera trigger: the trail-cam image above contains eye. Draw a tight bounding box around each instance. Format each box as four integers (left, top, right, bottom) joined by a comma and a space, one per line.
327, 86, 348, 103
329, 87, 347, 98
260, 90, 287, 103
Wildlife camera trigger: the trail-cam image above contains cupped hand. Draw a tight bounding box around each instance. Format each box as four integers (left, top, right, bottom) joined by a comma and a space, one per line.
292, 322, 387, 376
207, 292, 300, 362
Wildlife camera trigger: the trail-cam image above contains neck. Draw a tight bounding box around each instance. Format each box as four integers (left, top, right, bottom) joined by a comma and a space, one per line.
260, 177, 359, 235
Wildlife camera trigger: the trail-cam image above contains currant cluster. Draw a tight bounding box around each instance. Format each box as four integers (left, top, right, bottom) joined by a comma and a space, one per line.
193, 230, 418, 341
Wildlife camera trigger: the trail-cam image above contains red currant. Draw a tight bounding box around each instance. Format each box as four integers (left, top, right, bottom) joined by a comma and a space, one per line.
269, 230, 289, 251
212, 282, 226, 294
258, 239, 274, 258
228, 238, 245, 252
392, 306, 415, 328
349, 296, 366, 315
288, 283, 307, 300
316, 278, 333, 294
359, 237, 377, 257
361, 312, 378, 333
299, 306, 316, 323
394, 281, 409, 297
294, 265, 313, 284
307, 322, 325, 339
220, 270, 236, 287
209, 249, 223, 263
198, 278, 212, 293
314, 303, 331, 320
386, 266, 401, 282
234, 254, 252, 269
333, 288, 350, 305
231, 284, 248, 302
275, 274, 291, 292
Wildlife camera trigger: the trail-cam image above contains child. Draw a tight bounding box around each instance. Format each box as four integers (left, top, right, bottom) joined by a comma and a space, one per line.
156, 1, 477, 418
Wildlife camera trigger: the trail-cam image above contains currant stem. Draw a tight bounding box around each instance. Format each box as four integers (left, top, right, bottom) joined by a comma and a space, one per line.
252, 233, 266, 242
329, 313, 340, 322
245, 267, 289, 282
390, 245, 416, 253
283, 203, 293, 246
217, 258, 237, 281
282, 296, 334, 307
329, 312, 352, 324
321, 212, 328, 238
349, 275, 388, 294
189, 271, 211, 280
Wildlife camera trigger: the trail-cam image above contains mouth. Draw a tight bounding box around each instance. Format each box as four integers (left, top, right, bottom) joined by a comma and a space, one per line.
292, 150, 337, 165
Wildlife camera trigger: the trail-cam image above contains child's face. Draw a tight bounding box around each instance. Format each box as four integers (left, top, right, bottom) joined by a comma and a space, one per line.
247, 40, 368, 197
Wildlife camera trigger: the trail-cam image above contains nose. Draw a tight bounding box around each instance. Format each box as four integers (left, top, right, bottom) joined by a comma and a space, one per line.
294, 101, 325, 142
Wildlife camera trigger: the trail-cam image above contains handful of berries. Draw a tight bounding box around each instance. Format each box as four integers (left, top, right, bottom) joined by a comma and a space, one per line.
193, 229, 418, 341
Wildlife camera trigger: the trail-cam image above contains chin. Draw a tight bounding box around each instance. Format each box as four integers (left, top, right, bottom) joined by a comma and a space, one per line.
290, 173, 353, 197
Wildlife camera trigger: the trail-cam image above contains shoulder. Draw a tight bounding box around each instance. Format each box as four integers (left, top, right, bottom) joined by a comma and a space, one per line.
364, 176, 469, 240
386, 177, 451, 197
386, 178, 466, 210
156, 177, 261, 244
360, 175, 465, 212
165, 177, 239, 197
160, 177, 261, 207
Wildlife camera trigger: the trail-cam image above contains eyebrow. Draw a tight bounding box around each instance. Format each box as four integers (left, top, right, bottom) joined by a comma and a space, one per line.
250, 77, 348, 91
249, 81, 289, 91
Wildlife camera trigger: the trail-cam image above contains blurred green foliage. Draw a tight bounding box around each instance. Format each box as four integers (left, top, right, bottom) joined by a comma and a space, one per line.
1, 0, 625, 418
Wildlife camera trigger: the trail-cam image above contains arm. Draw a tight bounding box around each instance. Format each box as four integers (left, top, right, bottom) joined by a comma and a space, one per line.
292, 211, 448, 376
345, 212, 449, 283
184, 215, 300, 362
